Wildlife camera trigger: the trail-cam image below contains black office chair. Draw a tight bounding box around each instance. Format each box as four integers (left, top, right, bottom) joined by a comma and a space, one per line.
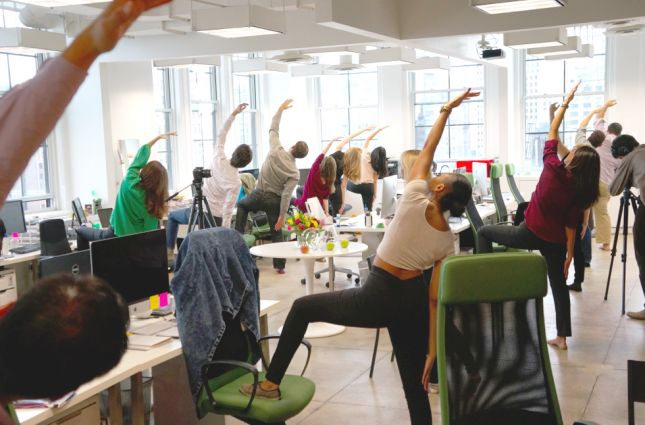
505, 163, 525, 204
628, 360, 645, 425
39, 219, 72, 256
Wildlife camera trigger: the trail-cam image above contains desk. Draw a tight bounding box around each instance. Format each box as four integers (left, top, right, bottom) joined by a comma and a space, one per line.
16, 299, 280, 425
250, 242, 367, 338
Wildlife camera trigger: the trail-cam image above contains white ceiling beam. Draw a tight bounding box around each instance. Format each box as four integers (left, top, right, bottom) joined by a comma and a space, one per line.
315, 0, 401, 41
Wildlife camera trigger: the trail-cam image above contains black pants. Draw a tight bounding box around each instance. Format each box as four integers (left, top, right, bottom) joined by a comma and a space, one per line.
347, 181, 374, 211
76, 226, 115, 251
635, 204, 645, 307
477, 222, 571, 337
329, 182, 342, 216
266, 267, 432, 425
235, 189, 285, 269
573, 215, 585, 284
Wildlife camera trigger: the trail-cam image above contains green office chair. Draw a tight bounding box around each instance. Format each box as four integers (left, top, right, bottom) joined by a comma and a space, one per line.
197, 314, 315, 425
489, 164, 515, 224
505, 163, 526, 204
436, 253, 597, 425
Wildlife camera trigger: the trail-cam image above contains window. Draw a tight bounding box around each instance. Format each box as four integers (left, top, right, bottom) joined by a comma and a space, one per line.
232, 74, 259, 168
413, 59, 485, 160
1, 53, 54, 212
318, 71, 378, 148
153, 68, 176, 188
188, 65, 219, 169
523, 29, 606, 173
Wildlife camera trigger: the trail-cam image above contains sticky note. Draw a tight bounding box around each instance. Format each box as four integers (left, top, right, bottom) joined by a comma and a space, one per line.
159, 292, 168, 307
149, 295, 160, 311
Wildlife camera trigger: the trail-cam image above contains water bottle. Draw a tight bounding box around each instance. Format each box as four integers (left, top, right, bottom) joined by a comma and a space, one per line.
335, 214, 341, 227
365, 210, 373, 227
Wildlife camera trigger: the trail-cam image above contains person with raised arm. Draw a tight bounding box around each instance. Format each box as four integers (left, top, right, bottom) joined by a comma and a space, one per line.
240, 90, 476, 425
292, 138, 337, 216
0, 0, 171, 208
477, 82, 600, 350
165, 104, 253, 257
234, 99, 309, 273
589, 100, 622, 251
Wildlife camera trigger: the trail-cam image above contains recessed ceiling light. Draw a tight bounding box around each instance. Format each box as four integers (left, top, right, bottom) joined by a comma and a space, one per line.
503, 27, 567, 49
472, 0, 566, 15
193, 5, 285, 39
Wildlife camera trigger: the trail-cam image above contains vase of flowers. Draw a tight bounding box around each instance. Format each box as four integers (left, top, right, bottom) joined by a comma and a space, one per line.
286, 208, 323, 253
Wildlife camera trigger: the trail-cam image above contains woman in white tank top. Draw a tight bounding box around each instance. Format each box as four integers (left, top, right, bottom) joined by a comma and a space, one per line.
240, 90, 478, 425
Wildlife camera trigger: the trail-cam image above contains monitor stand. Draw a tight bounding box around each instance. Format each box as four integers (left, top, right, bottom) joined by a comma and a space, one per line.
129, 300, 152, 320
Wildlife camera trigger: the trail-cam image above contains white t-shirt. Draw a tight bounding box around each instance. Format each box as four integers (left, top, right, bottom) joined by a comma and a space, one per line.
376, 179, 455, 271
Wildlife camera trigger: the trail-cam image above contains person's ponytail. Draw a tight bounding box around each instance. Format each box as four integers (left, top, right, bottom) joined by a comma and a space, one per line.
439, 175, 472, 217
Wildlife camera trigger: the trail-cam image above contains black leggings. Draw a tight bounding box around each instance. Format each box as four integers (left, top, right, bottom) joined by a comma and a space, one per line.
347, 181, 374, 211
266, 267, 432, 425
573, 214, 585, 284
635, 204, 645, 306
477, 222, 571, 337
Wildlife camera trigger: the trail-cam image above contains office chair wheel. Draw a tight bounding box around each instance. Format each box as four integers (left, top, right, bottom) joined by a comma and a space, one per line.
354, 278, 360, 285
301, 278, 306, 285
315, 273, 321, 279
346, 273, 353, 279
325, 282, 329, 288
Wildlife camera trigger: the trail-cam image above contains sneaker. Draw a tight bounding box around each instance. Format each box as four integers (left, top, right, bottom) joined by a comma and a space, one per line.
276, 268, 286, 274
585, 262, 591, 268
239, 383, 281, 400
567, 281, 582, 292
429, 383, 439, 394
626, 309, 645, 320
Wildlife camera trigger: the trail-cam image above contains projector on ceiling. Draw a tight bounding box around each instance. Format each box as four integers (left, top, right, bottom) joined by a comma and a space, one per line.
482, 48, 505, 59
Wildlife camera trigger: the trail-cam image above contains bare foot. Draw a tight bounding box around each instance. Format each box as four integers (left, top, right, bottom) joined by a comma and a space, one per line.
547, 336, 568, 350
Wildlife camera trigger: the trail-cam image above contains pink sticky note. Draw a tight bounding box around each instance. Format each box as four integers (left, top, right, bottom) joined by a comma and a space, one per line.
159, 292, 169, 307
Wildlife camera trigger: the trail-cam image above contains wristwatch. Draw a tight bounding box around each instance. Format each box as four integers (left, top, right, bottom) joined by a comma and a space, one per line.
440, 104, 452, 113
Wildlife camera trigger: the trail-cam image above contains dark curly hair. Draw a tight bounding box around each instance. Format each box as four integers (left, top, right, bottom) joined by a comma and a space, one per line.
439, 174, 472, 217
611, 134, 639, 159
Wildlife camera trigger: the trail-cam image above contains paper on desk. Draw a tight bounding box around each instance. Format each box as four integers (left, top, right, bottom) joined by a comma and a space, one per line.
14, 392, 75, 409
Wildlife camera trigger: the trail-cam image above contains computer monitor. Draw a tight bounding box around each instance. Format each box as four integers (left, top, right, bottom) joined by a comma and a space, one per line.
472, 162, 489, 200
240, 168, 259, 179
40, 250, 91, 278
0, 200, 27, 235
97, 208, 113, 228
298, 168, 310, 186
90, 229, 169, 317
387, 159, 399, 177
380, 175, 398, 218
72, 198, 87, 227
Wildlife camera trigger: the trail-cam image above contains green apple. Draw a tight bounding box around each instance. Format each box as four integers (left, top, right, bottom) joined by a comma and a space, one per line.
340, 239, 349, 248
326, 242, 335, 251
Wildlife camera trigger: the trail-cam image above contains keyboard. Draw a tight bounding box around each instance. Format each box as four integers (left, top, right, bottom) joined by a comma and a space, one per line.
131, 320, 175, 336
9, 243, 40, 254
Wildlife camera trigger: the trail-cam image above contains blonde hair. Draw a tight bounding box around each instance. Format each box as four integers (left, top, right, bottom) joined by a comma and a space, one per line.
343, 147, 361, 182
400, 149, 421, 181
319, 156, 337, 194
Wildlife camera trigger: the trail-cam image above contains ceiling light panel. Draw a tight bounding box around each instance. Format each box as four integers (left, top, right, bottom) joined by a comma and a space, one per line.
528, 36, 581, 56
503, 27, 567, 49
193, 4, 285, 38
472, 0, 566, 14
359, 47, 416, 66
0, 28, 66, 54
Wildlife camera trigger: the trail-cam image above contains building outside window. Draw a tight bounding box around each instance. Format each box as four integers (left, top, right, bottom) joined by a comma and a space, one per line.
188, 65, 219, 169
523, 29, 606, 173
318, 70, 379, 148
413, 58, 485, 161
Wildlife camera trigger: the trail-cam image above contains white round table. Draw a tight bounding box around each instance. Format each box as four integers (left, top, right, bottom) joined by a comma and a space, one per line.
250, 241, 368, 338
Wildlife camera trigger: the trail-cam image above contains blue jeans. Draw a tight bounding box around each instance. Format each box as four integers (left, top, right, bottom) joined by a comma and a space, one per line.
166, 208, 191, 249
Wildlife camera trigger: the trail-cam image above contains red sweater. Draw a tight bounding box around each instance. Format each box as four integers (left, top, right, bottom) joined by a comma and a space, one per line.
293, 154, 331, 212
525, 140, 580, 245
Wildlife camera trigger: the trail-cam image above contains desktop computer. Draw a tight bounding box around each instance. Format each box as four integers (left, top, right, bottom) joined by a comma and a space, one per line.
380, 175, 398, 218
40, 250, 91, 278
90, 229, 169, 318
298, 168, 310, 186
72, 197, 88, 227
0, 200, 27, 235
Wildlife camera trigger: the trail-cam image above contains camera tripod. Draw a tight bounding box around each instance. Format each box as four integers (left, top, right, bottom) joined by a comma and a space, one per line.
604, 188, 639, 315
187, 177, 216, 233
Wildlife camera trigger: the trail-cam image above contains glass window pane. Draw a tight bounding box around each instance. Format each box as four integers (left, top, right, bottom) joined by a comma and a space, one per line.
8, 54, 37, 86
562, 94, 605, 132
320, 109, 349, 142
189, 66, 216, 103
525, 60, 564, 96
524, 133, 548, 172
233, 75, 252, 104
415, 104, 441, 127
565, 55, 605, 93
319, 74, 349, 108
349, 72, 377, 106
21, 147, 48, 197
525, 96, 562, 134
450, 65, 483, 90
449, 100, 485, 125
153, 69, 167, 109
415, 91, 448, 104
448, 125, 485, 158
414, 69, 449, 92
349, 107, 377, 133
0, 54, 9, 93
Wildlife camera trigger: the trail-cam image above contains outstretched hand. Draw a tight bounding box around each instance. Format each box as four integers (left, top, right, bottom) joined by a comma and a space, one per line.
563, 81, 581, 106
604, 99, 618, 108
233, 103, 248, 115
280, 99, 294, 111
549, 102, 560, 116
447, 88, 481, 109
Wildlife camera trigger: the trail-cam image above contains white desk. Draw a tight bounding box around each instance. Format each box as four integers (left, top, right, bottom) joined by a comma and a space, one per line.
16, 299, 280, 425
250, 242, 367, 338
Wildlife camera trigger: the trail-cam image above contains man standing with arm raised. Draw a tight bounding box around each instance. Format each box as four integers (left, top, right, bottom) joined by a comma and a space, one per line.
235, 99, 309, 273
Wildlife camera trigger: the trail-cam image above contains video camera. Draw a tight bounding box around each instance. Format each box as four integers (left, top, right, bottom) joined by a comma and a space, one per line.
192, 167, 212, 183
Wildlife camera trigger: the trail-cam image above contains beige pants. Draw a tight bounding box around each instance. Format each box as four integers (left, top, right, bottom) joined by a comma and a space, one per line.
593, 181, 612, 245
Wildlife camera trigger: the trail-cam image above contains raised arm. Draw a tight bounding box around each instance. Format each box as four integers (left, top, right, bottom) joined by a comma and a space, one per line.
595, 99, 617, 122
549, 81, 580, 158
217, 103, 247, 148
147, 131, 175, 148
362, 126, 388, 150
410, 89, 480, 181
578, 108, 599, 130
0, 0, 170, 207
269, 99, 293, 151
323, 137, 341, 155
335, 126, 374, 152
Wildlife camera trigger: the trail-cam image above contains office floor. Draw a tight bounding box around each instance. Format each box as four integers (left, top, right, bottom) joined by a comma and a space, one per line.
227, 238, 645, 425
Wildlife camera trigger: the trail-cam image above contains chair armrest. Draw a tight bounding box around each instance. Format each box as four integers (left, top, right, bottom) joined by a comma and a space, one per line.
201, 360, 259, 412
257, 335, 313, 376
572, 421, 600, 425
